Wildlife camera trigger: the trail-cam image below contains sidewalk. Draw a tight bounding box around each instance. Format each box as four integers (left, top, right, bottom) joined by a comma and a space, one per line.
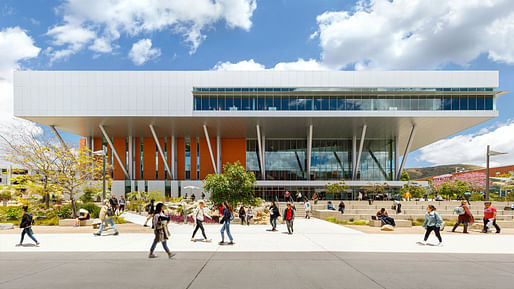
2, 212, 514, 254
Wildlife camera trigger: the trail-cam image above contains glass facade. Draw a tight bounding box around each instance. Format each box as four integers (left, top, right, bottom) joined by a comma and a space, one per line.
193, 87, 496, 111
246, 138, 395, 181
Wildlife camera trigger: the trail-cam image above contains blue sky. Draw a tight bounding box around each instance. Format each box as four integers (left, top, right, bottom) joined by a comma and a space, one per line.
1, 0, 514, 168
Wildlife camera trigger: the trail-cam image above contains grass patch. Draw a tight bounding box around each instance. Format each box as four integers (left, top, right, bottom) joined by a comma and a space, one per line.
326, 217, 369, 226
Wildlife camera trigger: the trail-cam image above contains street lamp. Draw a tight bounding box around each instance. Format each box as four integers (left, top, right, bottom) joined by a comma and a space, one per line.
93, 149, 107, 201
485, 145, 507, 201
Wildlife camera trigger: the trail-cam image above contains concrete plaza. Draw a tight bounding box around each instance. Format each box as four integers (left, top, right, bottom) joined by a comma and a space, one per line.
2, 214, 514, 289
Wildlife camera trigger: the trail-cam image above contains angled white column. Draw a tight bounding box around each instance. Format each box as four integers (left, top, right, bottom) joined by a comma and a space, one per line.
256, 124, 265, 180
171, 135, 176, 180
216, 135, 221, 174
397, 125, 417, 180
353, 124, 367, 180
395, 135, 400, 180
352, 135, 357, 178
149, 125, 173, 179
50, 125, 68, 150
262, 135, 266, 180
306, 124, 313, 180
202, 125, 218, 174
99, 125, 130, 179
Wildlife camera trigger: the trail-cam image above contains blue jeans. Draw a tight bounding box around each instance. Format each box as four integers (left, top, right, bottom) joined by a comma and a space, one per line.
220, 221, 233, 242
97, 217, 118, 234
20, 227, 38, 244
270, 216, 277, 229
379, 216, 396, 226
150, 239, 170, 253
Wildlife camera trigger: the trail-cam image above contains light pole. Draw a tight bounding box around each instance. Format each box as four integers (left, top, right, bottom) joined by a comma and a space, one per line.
485, 145, 507, 201
93, 149, 107, 201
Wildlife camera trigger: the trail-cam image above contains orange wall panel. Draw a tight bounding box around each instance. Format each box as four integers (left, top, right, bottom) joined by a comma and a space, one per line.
221, 138, 246, 172
177, 138, 185, 180
199, 138, 216, 179
93, 137, 102, 152
112, 138, 126, 180
143, 138, 156, 180
80, 138, 86, 149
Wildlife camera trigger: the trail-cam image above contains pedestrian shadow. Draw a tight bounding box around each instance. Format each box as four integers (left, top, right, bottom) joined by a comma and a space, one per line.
16, 244, 37, 247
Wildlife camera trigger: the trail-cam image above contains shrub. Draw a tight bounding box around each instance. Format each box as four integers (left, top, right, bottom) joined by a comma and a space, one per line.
78, 203, 101, 218
7, 207, 22, 220
56, 204, 73, 219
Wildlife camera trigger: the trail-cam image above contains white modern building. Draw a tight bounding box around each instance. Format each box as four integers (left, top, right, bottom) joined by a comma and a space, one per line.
13, 70, 504, 199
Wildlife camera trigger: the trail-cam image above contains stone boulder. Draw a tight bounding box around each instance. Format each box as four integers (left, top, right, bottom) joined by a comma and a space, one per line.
380, 224, 395, 231
0, 223, 14, 230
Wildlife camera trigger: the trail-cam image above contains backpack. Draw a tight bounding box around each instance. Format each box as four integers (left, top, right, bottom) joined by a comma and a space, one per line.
107, 207, 114, 217
29, 214, 35, 225
454, 206, 465, 215
145, 203, 151, 212
230, 213, 234, 221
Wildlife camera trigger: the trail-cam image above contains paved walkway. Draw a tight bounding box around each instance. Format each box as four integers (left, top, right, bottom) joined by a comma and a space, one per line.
1, 252, 513, 289
2, 212, 514, 254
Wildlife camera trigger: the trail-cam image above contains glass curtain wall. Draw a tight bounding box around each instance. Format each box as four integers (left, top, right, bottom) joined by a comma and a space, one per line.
310, 139, 352, 180
355, 139, 395, 181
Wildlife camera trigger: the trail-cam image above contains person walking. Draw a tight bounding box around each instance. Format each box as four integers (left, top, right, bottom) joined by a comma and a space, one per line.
94, 199, 119, 236
143, 199, 155, 227
238, 206, 246, 225
394, 200, 402, 214
283, 203, 295, 234
16, 205, 39, 247
269, 201, 280, 231
118, 196, 126, 213
304, 201, 311, 219
312, 193, 318, 204
246, 207, 253, 225
452, 200, 474, 233
191, 200, 211, 242
296, 192, 302, 202
482, 201, 501, 234
149, 203, 175, 259
418, 205, 443, 246
109, 195, 118, 214
338, 201, 345, 214
219, 201, 234, 245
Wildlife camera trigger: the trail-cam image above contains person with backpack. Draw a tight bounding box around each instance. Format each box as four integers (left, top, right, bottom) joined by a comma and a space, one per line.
16, 205, 39, 247
304, 201, 311, 219
191, 200, 211, 242
283, 203, 295, 234
451, 200, 474, 233
238, 206, 246, 225
149, 202, 176, 259
219, 201, 234, 245
338, 201, 345, 214
418, 205, 443, 246
109, 195, 118, 214
94, 199, 119, 236
143, 199, 155, 227
269, 201, 280, 231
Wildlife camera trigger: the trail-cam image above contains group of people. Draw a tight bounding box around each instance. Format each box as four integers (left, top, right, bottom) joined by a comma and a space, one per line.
269, 201, 296, 234
238, 206, 254, 225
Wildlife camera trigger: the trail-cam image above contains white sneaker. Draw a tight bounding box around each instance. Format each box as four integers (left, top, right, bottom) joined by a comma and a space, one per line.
436, 242, 443, 247
416, 241, 426, 245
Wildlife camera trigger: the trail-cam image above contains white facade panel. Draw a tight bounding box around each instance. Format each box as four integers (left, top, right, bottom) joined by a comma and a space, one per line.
13, 70, 499, 118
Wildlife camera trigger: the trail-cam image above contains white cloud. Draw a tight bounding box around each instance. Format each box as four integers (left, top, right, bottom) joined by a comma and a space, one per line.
213, 59, 265, 71
313, 0, 514, 69
46, 23, 96, 62
213, 58, 329, 71
89, 37, 113, 53
417, 120, 514, 167
128, 39, 161, 65
47, 0, 257, 59
0, 27, 42, 165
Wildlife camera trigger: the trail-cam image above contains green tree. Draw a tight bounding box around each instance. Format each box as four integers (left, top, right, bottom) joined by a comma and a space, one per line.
438, 179, 470, 200
203, 161, 257, 208
324, 181, 349, 200
400, 182, 427, 199
400, 171, 410, 181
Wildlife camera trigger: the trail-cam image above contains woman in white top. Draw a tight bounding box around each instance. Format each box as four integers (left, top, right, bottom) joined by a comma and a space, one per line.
246, 207, 253, 226
191, 200, 212, 242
